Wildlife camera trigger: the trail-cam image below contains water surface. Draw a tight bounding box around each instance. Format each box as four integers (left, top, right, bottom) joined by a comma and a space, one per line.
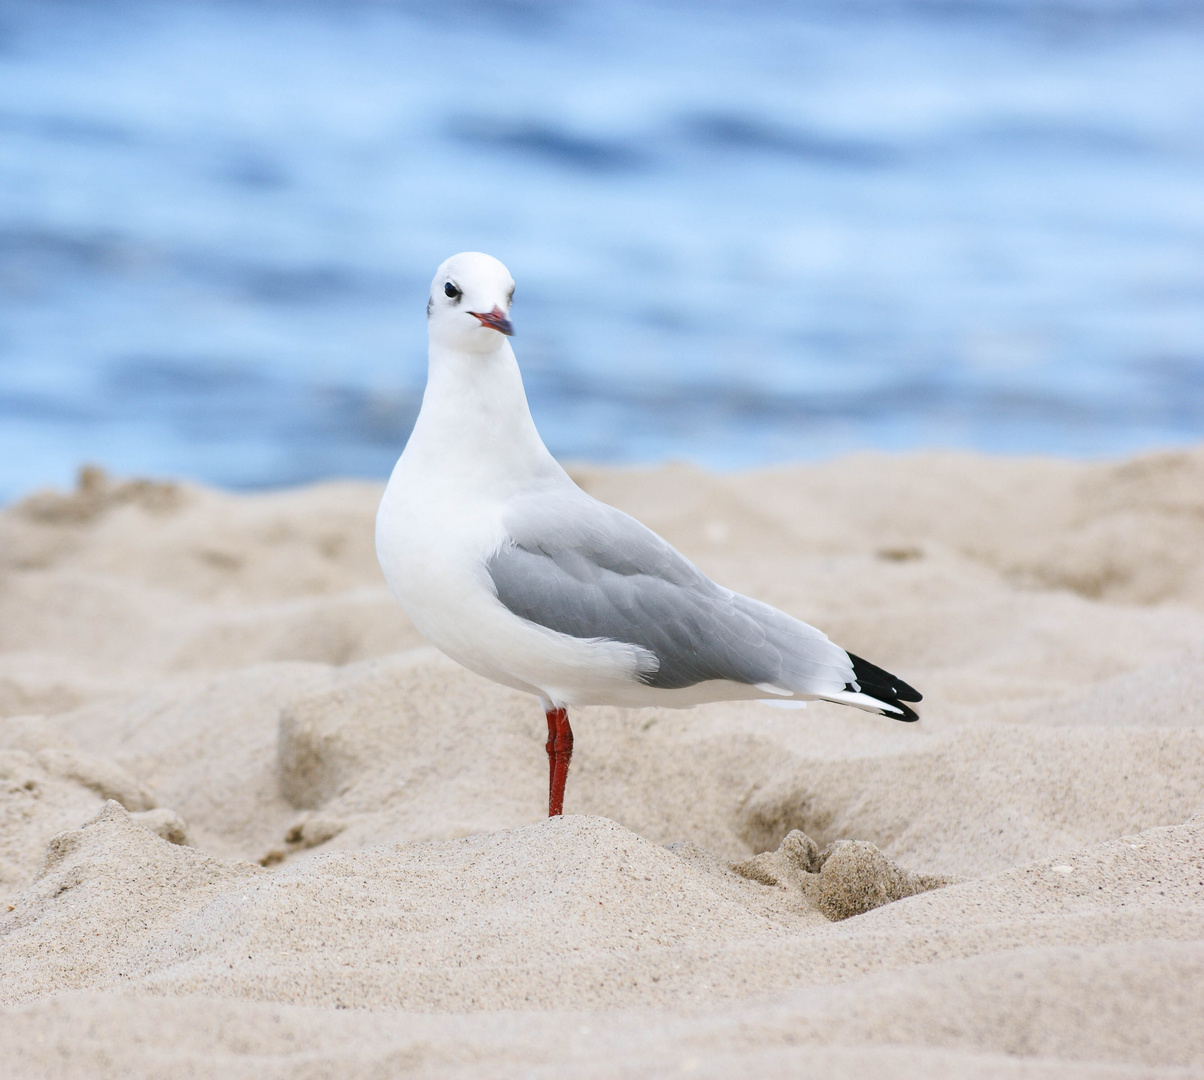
1, 0, 1202, 498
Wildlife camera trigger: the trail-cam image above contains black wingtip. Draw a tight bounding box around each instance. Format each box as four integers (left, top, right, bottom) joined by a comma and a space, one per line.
887, 700, 921, 723
848, 652, 922, 701
847, 652, 922, 723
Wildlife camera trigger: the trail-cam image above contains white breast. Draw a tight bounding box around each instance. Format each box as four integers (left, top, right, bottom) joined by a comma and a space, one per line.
375, 345, 651, 706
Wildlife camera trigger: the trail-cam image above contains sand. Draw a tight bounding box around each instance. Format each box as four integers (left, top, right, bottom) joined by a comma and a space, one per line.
1, 448, 1202, 1078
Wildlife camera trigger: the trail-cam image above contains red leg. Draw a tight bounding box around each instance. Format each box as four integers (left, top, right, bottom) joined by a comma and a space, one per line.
545, 710, 557, 806
545, 707, 573, 817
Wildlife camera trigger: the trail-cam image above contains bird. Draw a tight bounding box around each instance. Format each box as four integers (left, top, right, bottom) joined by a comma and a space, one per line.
376, 252, 921, 818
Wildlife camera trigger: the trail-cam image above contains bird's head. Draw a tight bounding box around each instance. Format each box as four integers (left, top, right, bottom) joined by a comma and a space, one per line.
427, 252, 515, 354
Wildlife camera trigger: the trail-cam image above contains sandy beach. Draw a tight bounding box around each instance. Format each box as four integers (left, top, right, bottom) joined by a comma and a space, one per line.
1, 448, 1202, 1078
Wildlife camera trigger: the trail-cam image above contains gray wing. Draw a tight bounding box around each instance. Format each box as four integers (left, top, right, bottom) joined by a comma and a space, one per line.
486, 488, 854, 693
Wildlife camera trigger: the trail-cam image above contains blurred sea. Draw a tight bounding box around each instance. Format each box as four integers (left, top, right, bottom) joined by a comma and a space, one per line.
1, 0, 1203, 500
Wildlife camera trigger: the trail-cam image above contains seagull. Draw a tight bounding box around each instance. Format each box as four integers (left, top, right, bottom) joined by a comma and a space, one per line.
376, 252, 921, 817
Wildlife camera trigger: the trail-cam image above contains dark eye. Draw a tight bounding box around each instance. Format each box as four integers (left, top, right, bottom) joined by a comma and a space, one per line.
444, 281, 461, 299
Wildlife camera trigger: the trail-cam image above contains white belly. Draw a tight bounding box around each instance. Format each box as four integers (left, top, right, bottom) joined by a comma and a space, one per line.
375, 461, 650, 707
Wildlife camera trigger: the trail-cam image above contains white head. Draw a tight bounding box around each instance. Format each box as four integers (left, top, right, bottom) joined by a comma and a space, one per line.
427, 252, 516, 354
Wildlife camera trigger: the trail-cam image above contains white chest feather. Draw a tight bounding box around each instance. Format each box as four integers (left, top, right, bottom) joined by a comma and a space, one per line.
375, 340, 638, 699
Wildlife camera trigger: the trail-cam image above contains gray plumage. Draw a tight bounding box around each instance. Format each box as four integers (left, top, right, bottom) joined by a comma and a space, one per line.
486, 488, 855, 693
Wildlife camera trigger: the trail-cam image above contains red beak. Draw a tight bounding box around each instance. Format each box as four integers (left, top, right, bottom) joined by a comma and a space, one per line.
469, 306, 514, 336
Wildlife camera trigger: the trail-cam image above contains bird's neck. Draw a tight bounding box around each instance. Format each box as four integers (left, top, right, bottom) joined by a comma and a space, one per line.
403, 340, 563, 496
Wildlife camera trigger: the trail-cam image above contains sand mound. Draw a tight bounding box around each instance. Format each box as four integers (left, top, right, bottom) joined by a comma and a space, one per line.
5, 803, 1200, 1015
1, 449, 1203, 1075
2, 809, 1200, 1074
740, 725, 1204, 877
5, 802, 784, 1010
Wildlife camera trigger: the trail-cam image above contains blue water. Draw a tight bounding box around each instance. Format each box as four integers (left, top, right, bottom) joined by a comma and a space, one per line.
1, 1, 1202, 500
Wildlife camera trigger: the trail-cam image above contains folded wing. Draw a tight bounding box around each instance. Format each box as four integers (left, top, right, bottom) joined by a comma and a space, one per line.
486, 487, 919, 719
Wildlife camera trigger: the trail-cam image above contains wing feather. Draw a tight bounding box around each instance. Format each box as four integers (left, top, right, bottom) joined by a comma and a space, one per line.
487, 490, 854, 693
